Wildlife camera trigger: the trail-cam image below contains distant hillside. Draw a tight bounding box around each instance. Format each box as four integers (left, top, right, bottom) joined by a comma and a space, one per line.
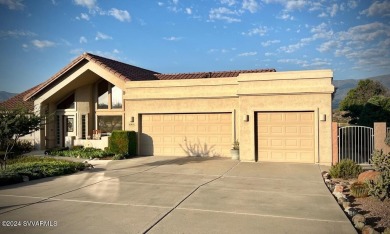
332, 74, 390, 109
0, 91, 18, 102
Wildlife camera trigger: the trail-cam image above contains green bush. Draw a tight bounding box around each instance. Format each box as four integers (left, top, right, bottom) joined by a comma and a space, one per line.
109, 131, 137, 157
367, 150, 390, 200
0, 156, 86, 186
350, 182, 369, 198
0, 171, 23, 185
112, 154, 125, 160
329, 159, 362, 179
50, 147, 114, 159
12, 140, 34, 154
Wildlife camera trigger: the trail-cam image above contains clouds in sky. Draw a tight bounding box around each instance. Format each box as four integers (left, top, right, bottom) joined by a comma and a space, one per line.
31, 40, 55, 48
0, 0, 389, 88
108, 8, 131, 22
0, 0, 25, 10
95, 32, 112, 40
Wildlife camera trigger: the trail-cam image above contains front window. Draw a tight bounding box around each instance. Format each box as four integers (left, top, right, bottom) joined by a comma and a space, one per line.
111, 85, 123, 109
97, 81, 109, 109
97, 80, 123, 109
57, 94, 75, 109
97, 116, 122, 134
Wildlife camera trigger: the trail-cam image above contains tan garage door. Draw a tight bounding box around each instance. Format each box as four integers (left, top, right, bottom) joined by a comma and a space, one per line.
140, 113, 232, 157
257, 112, 314, 163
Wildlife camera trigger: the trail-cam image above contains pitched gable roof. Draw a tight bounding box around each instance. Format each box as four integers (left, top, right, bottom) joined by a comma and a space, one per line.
24, 52, 276, 101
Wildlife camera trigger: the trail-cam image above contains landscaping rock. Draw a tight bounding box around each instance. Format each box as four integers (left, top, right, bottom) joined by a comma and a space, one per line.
334, 184, 344, 193
345, 207, 358, 216
324, 178, 331, 183
342, 201, 351, 209
338, 197, 347, 204
358, 170, 381, 183
322, 172, 330, 179
355, 221, 365, 230
352, 214, 366, 225
333, 191, 346, 199
362, 225, 380, 234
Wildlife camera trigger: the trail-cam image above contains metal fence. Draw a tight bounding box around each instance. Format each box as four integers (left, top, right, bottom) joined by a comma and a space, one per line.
338, 125, 374, 164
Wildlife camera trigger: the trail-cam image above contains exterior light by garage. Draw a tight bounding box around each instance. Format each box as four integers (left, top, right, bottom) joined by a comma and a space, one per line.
243, 114, 249, 122
130, 116, 135, 122
320, 114, 326, 121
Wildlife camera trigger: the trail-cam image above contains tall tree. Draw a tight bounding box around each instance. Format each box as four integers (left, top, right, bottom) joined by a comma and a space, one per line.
339, 79, 389, 125
0, 107, 42, 169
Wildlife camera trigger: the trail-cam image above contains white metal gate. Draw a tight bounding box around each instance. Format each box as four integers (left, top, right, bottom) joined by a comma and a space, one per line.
338, 126, 374, 164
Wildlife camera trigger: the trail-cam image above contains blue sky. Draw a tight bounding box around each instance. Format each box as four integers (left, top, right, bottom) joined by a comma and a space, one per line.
0, 0, 389, 93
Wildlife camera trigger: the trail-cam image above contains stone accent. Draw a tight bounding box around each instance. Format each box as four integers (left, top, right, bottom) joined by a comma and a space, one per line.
362, 225, 380, 234
352, 214, 366, 224
334, 184, 344, 193
358, 170, 381, 183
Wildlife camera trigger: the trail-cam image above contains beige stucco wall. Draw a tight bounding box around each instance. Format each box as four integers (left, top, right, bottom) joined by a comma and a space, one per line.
123, 69, 334, 164
32, 59, 333, 164
237, 70, 334, 164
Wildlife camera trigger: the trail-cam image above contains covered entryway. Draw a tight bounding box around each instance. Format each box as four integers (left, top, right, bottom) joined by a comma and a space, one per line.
140, 113, 232, 157
256, 111, 315, 163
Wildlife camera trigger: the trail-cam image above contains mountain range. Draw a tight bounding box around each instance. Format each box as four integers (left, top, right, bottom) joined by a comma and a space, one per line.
1, 74, 389, 109
0, 91, 17, 102
332, 74, 390, 109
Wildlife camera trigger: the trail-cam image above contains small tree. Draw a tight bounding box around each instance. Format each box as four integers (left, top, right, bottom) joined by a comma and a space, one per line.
340, 79, 389, 125
0, 107, 42, 169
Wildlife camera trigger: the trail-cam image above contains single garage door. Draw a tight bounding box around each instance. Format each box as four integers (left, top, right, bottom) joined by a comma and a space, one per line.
257, 112, 314, 163
140, 113, 232, 157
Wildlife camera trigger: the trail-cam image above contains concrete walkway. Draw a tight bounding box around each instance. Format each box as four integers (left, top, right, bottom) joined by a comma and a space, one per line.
0, 157, 356, 234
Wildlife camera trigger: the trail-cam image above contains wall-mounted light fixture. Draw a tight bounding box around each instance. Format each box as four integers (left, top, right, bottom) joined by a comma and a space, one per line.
243, 114, 249, 122
130, 116, 135, 123
320, 114, 326, 121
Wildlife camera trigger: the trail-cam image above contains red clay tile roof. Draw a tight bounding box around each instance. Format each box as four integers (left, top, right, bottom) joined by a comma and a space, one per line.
85, 53, 159, 81
0, 85, 40, 111
155, 69, 276, 80
24, 52, 276, 101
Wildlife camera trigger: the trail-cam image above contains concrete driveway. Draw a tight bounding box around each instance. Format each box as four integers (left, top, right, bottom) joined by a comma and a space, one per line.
0, 157, 355, 234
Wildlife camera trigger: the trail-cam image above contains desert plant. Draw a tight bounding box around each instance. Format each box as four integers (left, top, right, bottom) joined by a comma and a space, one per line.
367, 150, 390, 200
232, 140, 239, 150
329, 159, 362, 179
350, 182, 369, 198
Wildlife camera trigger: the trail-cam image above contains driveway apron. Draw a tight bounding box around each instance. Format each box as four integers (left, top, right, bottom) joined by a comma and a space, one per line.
0, 157, 356, 234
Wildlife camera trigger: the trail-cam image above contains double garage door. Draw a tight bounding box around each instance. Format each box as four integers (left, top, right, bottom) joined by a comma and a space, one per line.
140, 113, 232, 157
140, 111, 314, 163
257, 112, 315, 163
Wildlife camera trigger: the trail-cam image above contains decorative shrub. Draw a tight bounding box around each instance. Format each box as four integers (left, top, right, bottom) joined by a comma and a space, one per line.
367, 150, 390, 200
232, 140, 239, 150
11, 140, 34, 155
385, 135, 390, 146
109, 131, 137, 157
0, 156, 86, 186
50, 147, 114, 159
72, 145, 84, 150
329, 159, 362, 179
112, 154, 125, 160
350, 182, 369, 198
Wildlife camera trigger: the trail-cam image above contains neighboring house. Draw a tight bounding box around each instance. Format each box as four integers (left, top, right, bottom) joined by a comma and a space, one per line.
0, 85, 40, 148
3, 52, 335, 164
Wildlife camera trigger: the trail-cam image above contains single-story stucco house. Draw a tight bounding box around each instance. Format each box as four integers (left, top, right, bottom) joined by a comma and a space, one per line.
1, 52, 335, 164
